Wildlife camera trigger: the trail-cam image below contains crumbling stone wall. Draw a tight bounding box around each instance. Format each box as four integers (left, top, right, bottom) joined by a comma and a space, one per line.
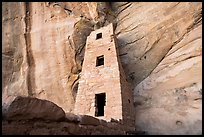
2, 96, 137, 135
2, 116, 135, 135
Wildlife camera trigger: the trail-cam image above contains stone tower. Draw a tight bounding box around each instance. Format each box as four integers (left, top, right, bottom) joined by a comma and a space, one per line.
74, 23, 135, 126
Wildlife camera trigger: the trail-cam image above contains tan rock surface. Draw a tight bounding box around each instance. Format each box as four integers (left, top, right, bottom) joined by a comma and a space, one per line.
2, 2, 97, 113
112, 2, 202, 134
2, 2, 202, 135
2, 2, 28, 97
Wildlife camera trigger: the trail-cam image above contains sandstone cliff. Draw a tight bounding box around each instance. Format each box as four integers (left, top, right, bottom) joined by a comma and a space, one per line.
2, 2, 98, 113
2, 2, 202, 135
112, 2, 202, 134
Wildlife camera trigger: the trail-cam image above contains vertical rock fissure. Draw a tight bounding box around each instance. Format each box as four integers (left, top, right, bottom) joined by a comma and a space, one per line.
94, 2, 116, 29
24, 2, 35, 96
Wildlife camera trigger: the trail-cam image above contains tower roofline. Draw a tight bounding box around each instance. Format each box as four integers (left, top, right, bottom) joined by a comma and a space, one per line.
87, 23, 114, 40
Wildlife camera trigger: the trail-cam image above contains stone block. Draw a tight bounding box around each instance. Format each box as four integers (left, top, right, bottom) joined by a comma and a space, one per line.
99, 119, 108, 126
79, 115, 100, 126
65, 112, 81, 123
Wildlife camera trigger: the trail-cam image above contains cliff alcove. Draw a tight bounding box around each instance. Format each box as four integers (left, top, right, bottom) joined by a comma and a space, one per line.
2, 2, 202, 135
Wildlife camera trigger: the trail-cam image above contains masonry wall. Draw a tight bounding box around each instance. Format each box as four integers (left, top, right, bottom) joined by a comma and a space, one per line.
74, 23, 135, 126
74, 24, 123, 121
2, 115, 136, 135
119, 60, 135, 127
112, 32, 136, 127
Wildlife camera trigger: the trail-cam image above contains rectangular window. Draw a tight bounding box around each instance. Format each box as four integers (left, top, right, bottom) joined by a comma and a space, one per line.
96, 55, 104, 67
95, 93, 106, 117
96, 33, 102, 40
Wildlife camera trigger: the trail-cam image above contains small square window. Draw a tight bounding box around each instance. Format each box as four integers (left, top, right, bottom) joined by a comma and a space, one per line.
96, 33, 102, 40
96, 55, 104, 67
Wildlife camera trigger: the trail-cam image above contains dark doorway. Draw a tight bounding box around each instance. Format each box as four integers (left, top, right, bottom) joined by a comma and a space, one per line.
96, 55, 104, 67
95, 93, 106, 117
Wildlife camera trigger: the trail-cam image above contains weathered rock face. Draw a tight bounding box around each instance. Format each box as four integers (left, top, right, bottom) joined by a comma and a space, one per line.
2, 2, 98, 112
2, 2, 28, 98
2, 2, 202, 135
112, 2, 202, 135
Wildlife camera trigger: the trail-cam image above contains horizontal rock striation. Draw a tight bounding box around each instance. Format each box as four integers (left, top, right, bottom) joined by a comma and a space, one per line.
112, 2, 202, 135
